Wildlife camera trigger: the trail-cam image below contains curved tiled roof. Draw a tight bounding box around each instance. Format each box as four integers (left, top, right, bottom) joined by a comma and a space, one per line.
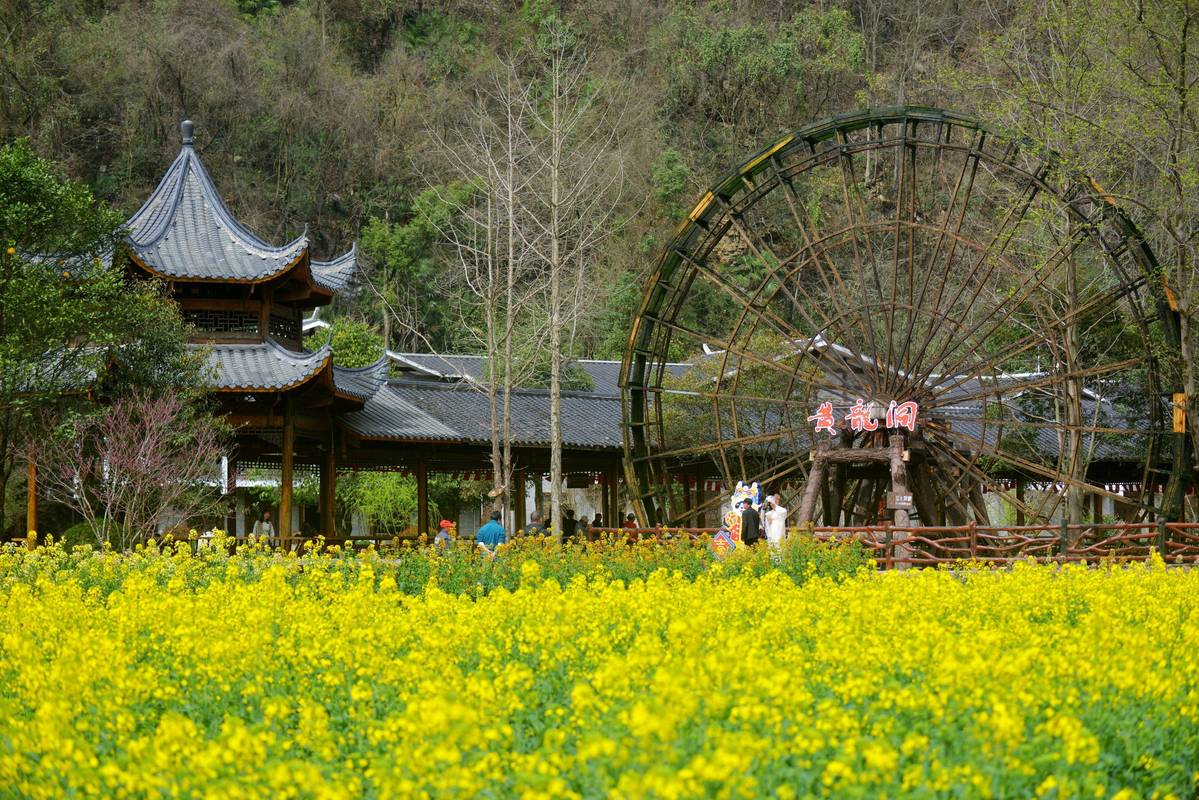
310, 244, 357, 293
332, 356, 389, 400
126, 144, 308, 282
201, 338, 331, 391
125, 121, 357, 289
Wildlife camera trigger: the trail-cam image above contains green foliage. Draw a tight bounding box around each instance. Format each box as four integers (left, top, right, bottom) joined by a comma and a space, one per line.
6, 532, 870, 600
304, 317, 384, 368
521, 360, 595, 392
234, 0, 278, 16
0, 140, 197, 532
650, 148, 691, 222
592, 269, 642, 360
663, 7, 866, 172
57, 520, 122, 551
361, 183, 477, 350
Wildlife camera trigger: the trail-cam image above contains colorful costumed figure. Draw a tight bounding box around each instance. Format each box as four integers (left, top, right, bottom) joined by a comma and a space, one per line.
721, 481, 761, 543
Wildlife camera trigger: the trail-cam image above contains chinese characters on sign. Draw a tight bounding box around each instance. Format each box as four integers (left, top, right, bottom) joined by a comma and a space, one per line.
807, 399, 920, 435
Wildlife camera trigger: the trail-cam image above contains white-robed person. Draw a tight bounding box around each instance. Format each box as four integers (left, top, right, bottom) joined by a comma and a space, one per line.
763, 494, 788, 548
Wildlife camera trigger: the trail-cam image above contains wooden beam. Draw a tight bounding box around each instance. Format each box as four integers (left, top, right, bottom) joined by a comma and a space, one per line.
320, 429, 336, 536
225, 412, 329, 434
416, 460, 428, 538
279, 398, 295, 542
178, 297, 261, 312
25, 459, 36, 548
276, 286, 314, 303
816, 447, 892, 464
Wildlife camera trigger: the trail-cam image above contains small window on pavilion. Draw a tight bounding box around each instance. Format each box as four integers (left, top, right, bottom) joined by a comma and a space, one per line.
183, 309, 258, 336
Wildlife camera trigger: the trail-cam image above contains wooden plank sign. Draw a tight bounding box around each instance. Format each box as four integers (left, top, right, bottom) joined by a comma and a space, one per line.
887, 492, 913, 510
1173, 392, 1186, 434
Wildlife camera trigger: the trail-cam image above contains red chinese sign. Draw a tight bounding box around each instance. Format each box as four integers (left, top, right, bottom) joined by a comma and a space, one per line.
808, 399, 919, 434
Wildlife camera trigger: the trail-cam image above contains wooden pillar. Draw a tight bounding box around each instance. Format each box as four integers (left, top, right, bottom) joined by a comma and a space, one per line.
534, 473, 545, 520
600, 472, 610, 530
320, 429, 336, 536
514, 467, 527, 533
25, 459, 36, 548
609, 465, 622, 529
889, 435, 910, 527
416, 460, 429, 537
279, 398, 295, 543
1090, 492, 1102, 525
694, 472, 706, 528
889, 434, 912, 570
1016, 478, 1026, 526
798, 439, 827, 524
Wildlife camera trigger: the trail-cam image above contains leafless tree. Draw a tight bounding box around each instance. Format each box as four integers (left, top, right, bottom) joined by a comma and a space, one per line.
520, 20, 627, 536
427, 59, 548, 524
24, 391, 226, 549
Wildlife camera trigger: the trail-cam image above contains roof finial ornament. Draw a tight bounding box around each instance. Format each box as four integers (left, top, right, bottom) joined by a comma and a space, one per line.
180, 119, 194, 146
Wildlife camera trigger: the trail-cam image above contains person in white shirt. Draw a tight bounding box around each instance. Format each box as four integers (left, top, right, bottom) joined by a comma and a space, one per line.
251, 510, 275, 538
763, 494, 788, 547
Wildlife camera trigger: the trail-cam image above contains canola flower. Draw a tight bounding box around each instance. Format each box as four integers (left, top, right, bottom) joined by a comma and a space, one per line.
0, 539, 1195, 798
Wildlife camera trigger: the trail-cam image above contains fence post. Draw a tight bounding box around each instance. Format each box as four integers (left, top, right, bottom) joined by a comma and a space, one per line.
884, 527, 893, 571
969, 520, 978, 560
1157, 519, 1167, 557
1059, 519, 1069, 559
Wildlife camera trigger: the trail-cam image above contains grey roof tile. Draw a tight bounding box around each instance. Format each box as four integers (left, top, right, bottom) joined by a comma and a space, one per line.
127, 145, 308, 281
198, 338, 331, 391
125, 123, 357, 289
385, 352, 689, 397
311, 244, 357, 292
342, 380, 624, 449
340, 384, 460, 441
332, 356, 388, 400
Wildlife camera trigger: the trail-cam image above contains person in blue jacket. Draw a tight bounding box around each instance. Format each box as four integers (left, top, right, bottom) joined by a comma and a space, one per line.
476, 511, 507, 556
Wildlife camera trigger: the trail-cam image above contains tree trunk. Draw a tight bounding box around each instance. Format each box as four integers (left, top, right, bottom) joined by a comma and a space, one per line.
548, 49, 564, 540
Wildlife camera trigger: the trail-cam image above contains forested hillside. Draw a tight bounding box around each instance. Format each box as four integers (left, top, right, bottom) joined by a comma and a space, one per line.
1, 0, 1195, 367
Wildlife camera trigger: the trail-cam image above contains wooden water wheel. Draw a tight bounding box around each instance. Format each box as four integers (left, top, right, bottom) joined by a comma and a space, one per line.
622, 107, 1184, 528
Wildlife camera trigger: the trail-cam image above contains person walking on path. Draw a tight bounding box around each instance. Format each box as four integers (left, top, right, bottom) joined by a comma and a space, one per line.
740, 499, 762, 546
763, 494, 788, 548
476, 511, 507, 556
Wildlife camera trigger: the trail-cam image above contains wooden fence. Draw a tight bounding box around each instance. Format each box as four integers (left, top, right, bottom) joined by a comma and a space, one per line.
599, 522, 1199, 568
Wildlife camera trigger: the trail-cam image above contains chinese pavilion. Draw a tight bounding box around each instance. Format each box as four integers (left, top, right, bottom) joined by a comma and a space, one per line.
26, 120, 630, 540
123, 120, 383, 539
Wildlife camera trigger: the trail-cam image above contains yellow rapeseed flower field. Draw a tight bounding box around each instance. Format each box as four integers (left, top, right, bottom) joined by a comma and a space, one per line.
0, 541, 1195, 798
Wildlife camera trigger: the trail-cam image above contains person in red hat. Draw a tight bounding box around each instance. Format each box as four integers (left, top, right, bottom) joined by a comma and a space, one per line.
434, 519, 454, 551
